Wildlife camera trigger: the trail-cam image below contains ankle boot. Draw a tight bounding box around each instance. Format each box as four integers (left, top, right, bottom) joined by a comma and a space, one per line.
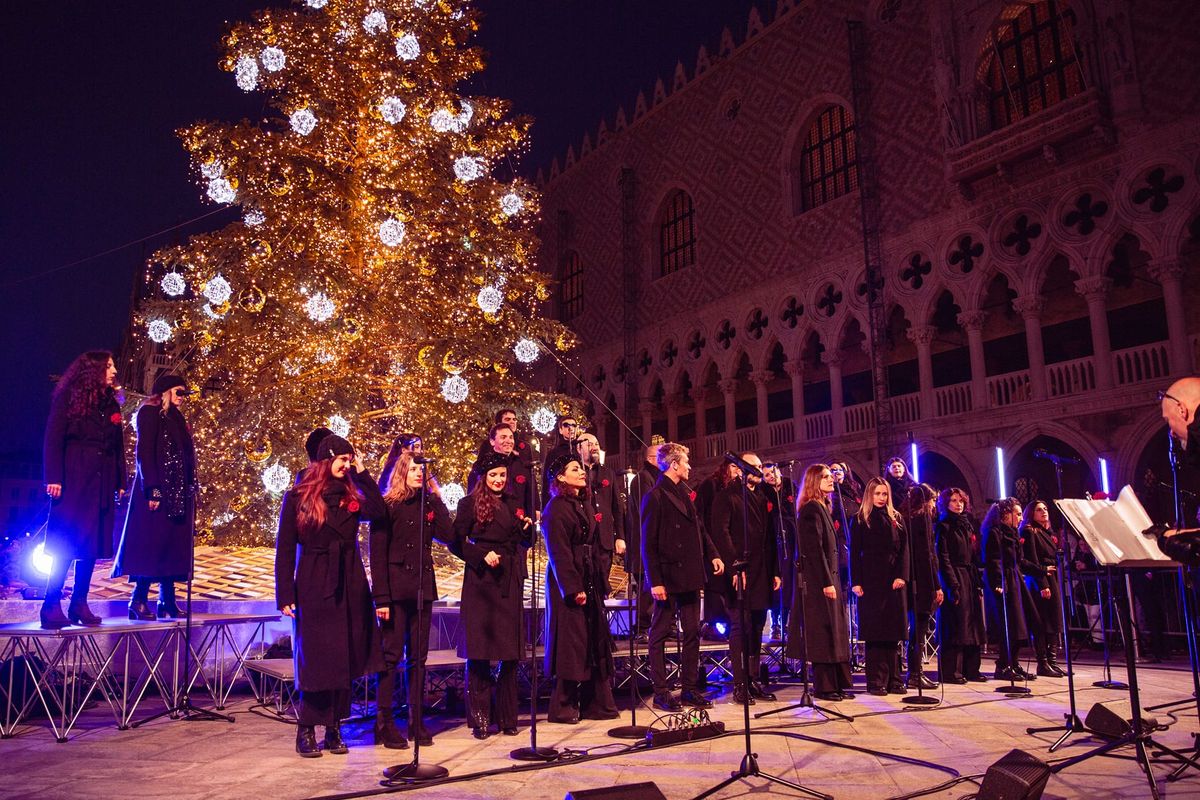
1044, 645, 1065, 677
128, 600, 156, 621
323, 725, 349, 754
374, 717, 408, 749
40, 601, 70, 630
296, 725, 321, 757
66, 600, 102, 626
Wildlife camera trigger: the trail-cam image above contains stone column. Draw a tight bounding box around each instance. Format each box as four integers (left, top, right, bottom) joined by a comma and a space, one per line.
665, 393, 682, 443
639, 398, 656, 445
822, 351, 844, 437
957, 310, 988, 409
1149, 258, 1192, 376
1074, 276, 1113, 390
719, 378, 739, 451
783, 359, 805, 441
614, 389, 629, 457
906, 324, 936, 419
1012, 296, 1047, 401
693, 387, 708, 444
750, 370, 773, 452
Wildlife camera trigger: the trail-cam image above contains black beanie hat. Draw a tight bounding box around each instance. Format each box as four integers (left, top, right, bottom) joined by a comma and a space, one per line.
475, 450, 509, 475
547, 453, 580, 482
305, 427, 334, 462
318, 434, 354, 460
151, 374, 191, 396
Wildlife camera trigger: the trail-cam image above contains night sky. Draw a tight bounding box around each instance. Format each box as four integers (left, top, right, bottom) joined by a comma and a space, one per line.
0, 0, 760, 464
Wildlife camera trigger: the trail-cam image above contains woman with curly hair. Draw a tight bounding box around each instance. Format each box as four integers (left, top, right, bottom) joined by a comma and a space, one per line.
41, 350, 126, 629
112, 375, 196, 620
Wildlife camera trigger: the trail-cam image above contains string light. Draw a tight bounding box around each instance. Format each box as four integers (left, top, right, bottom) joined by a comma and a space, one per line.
328, 414, 350, 438
395, 33, 420, 60
441, 482, 465, 510
514, 337, 539, 363
476, 285, 502, 314
290, 108, 317, 136
500, 192, 524, 216
147, 319, 173, 343
454, 155, 485, 182
235, 55, 258, 91
200, 160, 224, 179
262, 463, 291, 494
304, 0, 328, 8
206, 177, 236, 204
531, 407, 556, 435
161, 272, 186, 297
243, 209, 265, 227
260, 46, 286, 72
203, 274, 232, 306
362, 10, 387, 34
379, 96, 407, 124
379, 216, 406, 246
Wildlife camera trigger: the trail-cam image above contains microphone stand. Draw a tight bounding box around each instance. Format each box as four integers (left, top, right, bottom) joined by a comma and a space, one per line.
993, 523, 1031, 697
695, 476, 829, 800
1093, 568, 1127, 689
833, 480, 862, 673
383, 462, 448, 783
903, 509, 938, 706
610, 466, 650, 740
769, 464, 801, 681
512, 459, 558, 762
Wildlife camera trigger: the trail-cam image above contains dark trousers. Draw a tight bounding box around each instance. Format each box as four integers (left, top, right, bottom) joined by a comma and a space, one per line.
378, 599, 432, 731
466, 659, 518, 730
811, 661, 853, 694
597, 550, 613, 597
702, 577, 728, 627
942, 644, 983, 680
729, 605, 767, 685
907, 611, 932, 676
45, 558, 95, 607
865, 641, 902, 689
548, 671, 617, 723
649, 590, 701, 693
299, 688, 350, 727
994, 641, 1025, 671
132, 578, 177, 606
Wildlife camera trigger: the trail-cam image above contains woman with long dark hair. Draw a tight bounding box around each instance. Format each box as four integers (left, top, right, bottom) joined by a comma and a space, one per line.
902, 483, 942, 689
851, 477, 910, 695
370, 448, 454, 749
543, 453, 617, 724
982, 497, 1035, 681
935, 487, 986, 683
112, 375, 195, 620
451, 450, 534, 739
788, 464, 853, 700
41, 350, 126, 629
1019, 500, 1065, 677
275, 434, 385, 757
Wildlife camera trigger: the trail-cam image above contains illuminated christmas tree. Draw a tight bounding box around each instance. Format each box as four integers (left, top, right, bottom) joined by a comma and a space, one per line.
138, 0, 575, 544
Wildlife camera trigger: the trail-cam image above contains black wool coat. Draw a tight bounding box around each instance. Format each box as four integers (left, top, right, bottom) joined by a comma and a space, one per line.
982, 522, 1032, 644
850, 508, 910, 641
453, 492, 532, 660
474, 431, 535, 468
789, 500, 850, 663
623, 461, 660, 578
907, 513, 940, 614
830, 483, 858, 586
112, 405, 195, 580
935, 512, 985, 646
710, 483, 778, 610
275, 471, 386, 691
43, 389, 126, 561
542, 493, 613, 681
583, 463, 626, 553
469, 450, 536, 516
1020, 522, 1061, 635
639, 477, 719, 595
369, 491, 453, 605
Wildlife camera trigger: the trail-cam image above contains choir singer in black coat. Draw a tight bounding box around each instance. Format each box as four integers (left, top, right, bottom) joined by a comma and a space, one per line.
543, 453, 618, 724
982, 498, 1035, 682
851, 478, 910, 695
275, 435, 386, 757
1020, 500, 1065, 678
452, 451, 534, 739
935, 488, 986, 683
575, 432, 626, 594
370, 449, 454, 749
901, 483, 943, 690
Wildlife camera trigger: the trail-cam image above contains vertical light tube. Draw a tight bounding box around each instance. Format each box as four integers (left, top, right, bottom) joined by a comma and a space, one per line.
996, 447, 1007, 500
1099, 457, 1110, 496
910, 440, 920, 484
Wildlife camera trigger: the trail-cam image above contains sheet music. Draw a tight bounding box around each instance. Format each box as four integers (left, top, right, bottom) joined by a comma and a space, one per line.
1056, 486, 1174, 568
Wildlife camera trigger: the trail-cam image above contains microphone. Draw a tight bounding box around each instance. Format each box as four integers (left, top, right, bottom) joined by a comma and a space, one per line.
1033, 448, 1080, 465
723, 452, 763, 478
412, 456, 437, 464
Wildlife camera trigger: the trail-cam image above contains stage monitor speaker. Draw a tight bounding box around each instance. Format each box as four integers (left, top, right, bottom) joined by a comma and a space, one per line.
564, 782, 667, 800
1084, 699, 1158, 739
977, 748, 1050, 800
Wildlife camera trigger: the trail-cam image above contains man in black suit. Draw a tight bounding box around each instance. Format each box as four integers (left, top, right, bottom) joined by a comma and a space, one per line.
575, 432, 626, 595
469, 424, 536, 513
641, 442, 725, 711
626, 436, 664, 639
542, 415, 579, 496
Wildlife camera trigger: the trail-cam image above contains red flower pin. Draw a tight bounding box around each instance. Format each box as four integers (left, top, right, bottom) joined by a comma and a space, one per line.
110, 412, 122, 425
518, 441, 526, 449
516, 475, 527, 484
515, 508, 525, 519
594, 512, 603, 522
1019, 538, 1025, 545
786, 495, 794, 504
1051, 536, 1059, 546
688, 491, 697, 502
601, 478, 610, 488
344, 498, 360, 513
426, 511, 435, 523
767, 501, 775, 513
970, 534, 977, 543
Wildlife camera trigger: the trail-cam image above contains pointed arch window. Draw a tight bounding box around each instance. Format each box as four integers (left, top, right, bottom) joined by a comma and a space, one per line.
560, 250, 583, 321
799, 105, 858, 211
659, 189, 695, 277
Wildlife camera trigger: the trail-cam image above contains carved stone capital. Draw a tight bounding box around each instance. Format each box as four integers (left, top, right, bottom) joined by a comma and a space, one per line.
906, 324, 937, 347
1148, 257, 1184, 283
638, 399, 657, 416
1011, 296, 1045, 320
1074, 275, 1112, 301
820, 350, 843, 368
783, 359, 804, 379
718, 378, 739, 396
664, 393, 685, 410
749, 370, 774, 387
956, 310, 988, 331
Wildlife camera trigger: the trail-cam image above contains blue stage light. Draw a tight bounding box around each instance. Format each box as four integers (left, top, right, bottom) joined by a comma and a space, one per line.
996, 447, 1007, 499
30, 542, 53, 578
714, 621, 728, 636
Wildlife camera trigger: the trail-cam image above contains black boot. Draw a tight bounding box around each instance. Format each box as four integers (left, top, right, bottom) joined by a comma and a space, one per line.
40, 600, 70, 630
732, 684, 756, 705
296, 725, 321, 757
1043, 644, 1065, 677
128, 600, 156, 621
157, 581, 183, 618
374, 717, 408, 749
66, 601, 102, 626
66, 560, 100, 625
323, 725, 349, 754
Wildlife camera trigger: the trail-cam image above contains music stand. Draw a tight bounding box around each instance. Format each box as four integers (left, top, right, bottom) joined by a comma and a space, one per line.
1049, 488, 1200, 799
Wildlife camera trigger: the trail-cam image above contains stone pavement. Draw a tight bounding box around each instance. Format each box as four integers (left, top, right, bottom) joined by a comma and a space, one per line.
5, 661, 1200, 800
